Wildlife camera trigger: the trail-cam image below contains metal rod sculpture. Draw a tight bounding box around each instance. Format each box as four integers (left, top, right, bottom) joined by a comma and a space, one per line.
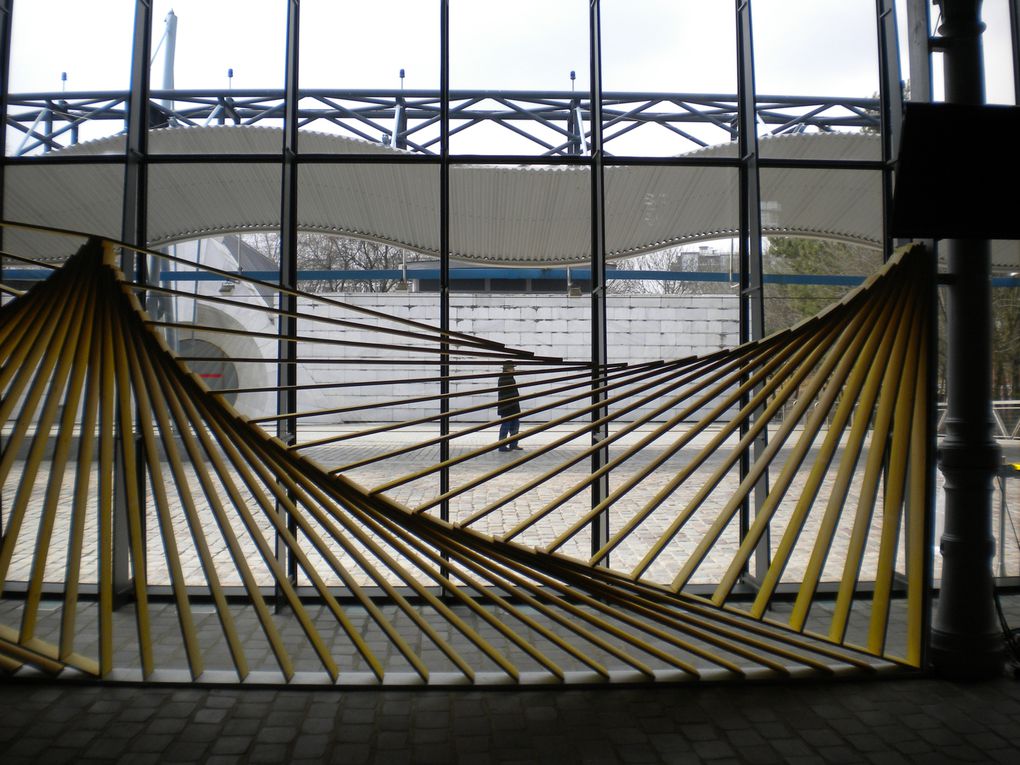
0, 224, 932, 685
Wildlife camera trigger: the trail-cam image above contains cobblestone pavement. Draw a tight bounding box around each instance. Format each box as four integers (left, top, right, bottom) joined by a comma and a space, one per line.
2, 633, 1020, 764
3, 425, 1020, 762
5, 425, 1020, 590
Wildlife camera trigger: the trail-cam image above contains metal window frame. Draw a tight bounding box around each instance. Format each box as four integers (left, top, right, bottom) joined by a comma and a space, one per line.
0, 0, 920, 600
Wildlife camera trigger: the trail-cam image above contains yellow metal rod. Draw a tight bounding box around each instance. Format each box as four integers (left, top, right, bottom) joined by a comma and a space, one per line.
121, 317, 205, 680
60, 295, 103, 662
490, 344, 779, 538
826, 283, 923, 642
410, 356, 717, 513
622, 315, 849, 580
163, 366, 338, 683
21, 275, 96, 641
138, 331, 251, 681
678, 276, 902, 594
579, 320, 841, 564
108, 281, 155, 679
259, 439, 533, 683
768, 280, 915, 624
0, 264, 87, 590
149, 352, 297, 683
905, 316, 930, 667
97, 279, 116, 677
867, 303, 924, 655
717, 277, 906, 606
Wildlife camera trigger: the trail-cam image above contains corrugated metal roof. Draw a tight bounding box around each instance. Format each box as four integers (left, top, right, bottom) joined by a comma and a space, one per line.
5, 125, 1018, 267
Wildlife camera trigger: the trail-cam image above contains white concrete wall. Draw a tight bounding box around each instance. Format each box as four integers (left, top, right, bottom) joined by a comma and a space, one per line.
296, 293, 739, 423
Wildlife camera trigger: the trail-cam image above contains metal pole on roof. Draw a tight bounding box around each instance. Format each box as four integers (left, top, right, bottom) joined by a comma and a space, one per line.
930, 0, 1005, 680
162, 11, 177, 92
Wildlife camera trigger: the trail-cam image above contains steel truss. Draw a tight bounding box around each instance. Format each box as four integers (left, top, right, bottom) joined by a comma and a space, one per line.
4, 88, 880, 157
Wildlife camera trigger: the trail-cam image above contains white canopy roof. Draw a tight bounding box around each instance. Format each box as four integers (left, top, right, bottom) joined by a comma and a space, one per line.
6, 125, 1018, 267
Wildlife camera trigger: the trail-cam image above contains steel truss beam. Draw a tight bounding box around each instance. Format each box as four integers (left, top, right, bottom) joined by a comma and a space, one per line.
4, 89, 881, 157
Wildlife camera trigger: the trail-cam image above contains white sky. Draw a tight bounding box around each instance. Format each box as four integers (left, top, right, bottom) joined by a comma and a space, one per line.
4, 0, 1016, 154
7, 0, 1013, 96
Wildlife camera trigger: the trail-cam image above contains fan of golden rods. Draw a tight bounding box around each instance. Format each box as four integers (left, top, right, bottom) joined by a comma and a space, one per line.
0, 223, 932, 685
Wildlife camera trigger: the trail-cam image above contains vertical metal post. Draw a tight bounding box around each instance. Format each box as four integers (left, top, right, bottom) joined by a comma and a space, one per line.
931, 0, 1004, 679
0, 0, 11, 536
588, 0, 610, 560
736, 0, 769, 584
906, 0, 934, 101
439, 0, 451, 536
1010, 0, 1020, 102
877, 0, 904, 258
276, 0, 300, 608
114, 0, 153, 607
160, 10, 177, 117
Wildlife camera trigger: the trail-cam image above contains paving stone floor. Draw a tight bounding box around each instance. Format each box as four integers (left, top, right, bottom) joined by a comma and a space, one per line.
2, 650, 1020, 764
3, 428, 1020, 761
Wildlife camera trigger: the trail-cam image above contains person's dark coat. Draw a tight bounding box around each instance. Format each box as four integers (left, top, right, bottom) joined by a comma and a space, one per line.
497, 372, 521, 417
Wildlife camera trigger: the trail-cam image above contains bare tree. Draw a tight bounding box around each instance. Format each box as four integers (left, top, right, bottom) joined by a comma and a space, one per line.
608, 247, 732, 295
240, 232, 428, 293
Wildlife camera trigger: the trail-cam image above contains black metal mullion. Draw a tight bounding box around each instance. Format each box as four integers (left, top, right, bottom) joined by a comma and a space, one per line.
736, 0, 768, 587
440, 0, 451, 534
589, 0, 610, 562
108, 0, 153, 609
276, 0, 300, 609
0, 0, 11, 535
877, 0, 904, 259
1011, 0, 1020, 103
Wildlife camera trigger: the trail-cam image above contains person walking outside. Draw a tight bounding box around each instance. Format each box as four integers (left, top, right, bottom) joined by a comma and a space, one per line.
497, 362, 523, 451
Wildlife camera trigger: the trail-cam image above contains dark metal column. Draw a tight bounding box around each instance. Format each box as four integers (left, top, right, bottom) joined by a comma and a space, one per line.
588, 0, 610, 560
931, 0, 1004, 679
114, 0, 153, 605
1010, 0, 1020, 102
440, 0, 451, 531
276, 0, 300, 607
877, 0, 905, 257
0, 0, 12, 535
736, 0, 769, 584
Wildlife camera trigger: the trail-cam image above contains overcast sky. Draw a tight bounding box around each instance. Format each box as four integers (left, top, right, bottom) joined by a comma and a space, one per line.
6, 0, 1015, 100
3, 0, 1016, 157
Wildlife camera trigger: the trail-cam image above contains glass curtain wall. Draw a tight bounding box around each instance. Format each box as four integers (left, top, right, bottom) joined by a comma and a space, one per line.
8, 1, 1019, 586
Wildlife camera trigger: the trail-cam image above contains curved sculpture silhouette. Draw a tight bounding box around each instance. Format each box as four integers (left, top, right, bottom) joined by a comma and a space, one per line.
0, 226, 933, 685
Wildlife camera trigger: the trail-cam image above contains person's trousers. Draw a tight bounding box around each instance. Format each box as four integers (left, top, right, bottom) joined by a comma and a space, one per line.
498, 418, 520, 448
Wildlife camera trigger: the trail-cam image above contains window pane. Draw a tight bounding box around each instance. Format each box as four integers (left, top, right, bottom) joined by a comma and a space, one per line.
753, 0, 881, 160
759, 169, 883, 332
983, 0, 1017, 105
149, 0, 287, 151
299, 0, 439, 150
602, 0, 738, 155
3, 163, 123, 260
450, 0, 589, 155
605, 165, 740, 585
295, 163, 439, 587
6, 0, 134, 154
448, 164, 592, 558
